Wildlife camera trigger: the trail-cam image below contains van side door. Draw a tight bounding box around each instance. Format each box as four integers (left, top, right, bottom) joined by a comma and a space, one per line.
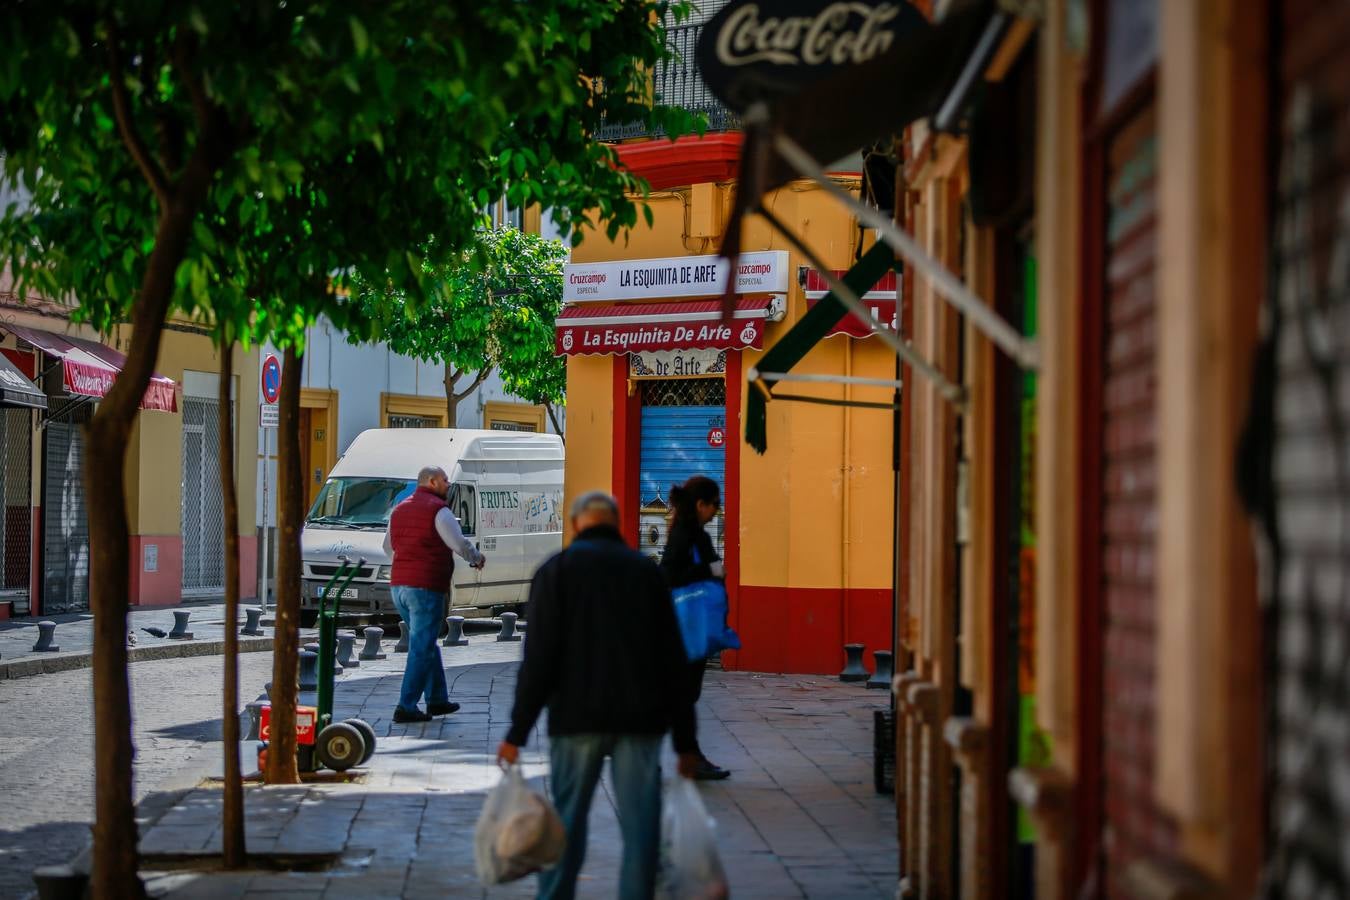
471, 467, 527, 609
447, 482, 479, 609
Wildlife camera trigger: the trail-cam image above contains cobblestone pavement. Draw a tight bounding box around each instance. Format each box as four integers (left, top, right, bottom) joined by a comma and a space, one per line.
0, 651, 275, 899
133, 638, 899, 899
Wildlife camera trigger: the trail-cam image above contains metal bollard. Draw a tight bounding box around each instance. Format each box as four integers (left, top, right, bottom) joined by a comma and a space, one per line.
442, 615, 468, 647
240, 607, 264, 636
244, 701, 268, 741
32, 621, 59, 653
867, 650, 893, 690
394, 621, 410, 653
31, 864, 88, 900
336, 630, 358, 668
167, 609, 193, 640
304, 641, 340, 676
839, 643, 868, 682
298, 650, 319, 692
359, 626, 386, 661
496, 611, 522, 643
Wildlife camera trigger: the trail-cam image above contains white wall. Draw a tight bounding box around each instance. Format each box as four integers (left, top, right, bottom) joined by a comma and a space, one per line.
254, 320, 563, 528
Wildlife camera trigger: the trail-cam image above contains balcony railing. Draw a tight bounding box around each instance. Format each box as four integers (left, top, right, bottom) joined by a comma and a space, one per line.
594, 21, 739, 142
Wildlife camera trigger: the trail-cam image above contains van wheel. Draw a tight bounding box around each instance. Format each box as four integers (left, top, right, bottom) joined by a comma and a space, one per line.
299, 610, 319, 628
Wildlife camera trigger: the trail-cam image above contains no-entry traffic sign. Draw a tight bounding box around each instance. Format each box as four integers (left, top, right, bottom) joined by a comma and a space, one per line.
260, 354, 281, 404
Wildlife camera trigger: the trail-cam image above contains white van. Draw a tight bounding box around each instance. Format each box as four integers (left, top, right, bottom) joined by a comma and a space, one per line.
299, 428, 564, 626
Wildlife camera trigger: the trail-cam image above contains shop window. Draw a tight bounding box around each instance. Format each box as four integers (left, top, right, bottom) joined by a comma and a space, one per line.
483, 400, 545, 433
381, 393, 448, 429
389, 414, 439, 429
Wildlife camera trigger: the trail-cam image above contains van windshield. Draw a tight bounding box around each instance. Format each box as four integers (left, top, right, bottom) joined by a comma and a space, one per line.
307, 477, 415, 529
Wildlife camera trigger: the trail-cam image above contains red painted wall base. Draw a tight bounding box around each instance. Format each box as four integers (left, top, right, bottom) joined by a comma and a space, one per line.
128, 534, 261, 606
723, 584, 891, 675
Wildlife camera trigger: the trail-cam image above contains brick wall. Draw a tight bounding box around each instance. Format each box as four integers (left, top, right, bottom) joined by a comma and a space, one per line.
1097, 105, 1179, 896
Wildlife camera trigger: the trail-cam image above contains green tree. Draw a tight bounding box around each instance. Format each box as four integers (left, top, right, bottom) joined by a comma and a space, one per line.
354, 227, 569, 429
0, 2, 691, 893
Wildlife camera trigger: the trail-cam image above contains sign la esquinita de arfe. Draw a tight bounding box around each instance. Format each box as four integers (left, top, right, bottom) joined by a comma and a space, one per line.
563, 251, 789, 303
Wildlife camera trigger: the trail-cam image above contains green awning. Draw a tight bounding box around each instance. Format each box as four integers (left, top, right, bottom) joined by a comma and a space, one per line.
745, 243, 896, 453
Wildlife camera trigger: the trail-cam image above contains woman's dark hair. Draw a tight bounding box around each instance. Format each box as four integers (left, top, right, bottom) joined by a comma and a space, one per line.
668, 475, 720, 525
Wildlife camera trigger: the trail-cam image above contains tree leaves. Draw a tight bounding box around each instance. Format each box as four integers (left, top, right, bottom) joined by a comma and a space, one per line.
0, 0, 696, 359
349, 226, 566, 410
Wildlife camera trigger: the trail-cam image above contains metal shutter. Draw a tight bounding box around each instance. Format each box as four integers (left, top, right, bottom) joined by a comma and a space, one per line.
1260, 7, 1350, 890
42, 413, 90, 614
1096, 106, 1181, 885
0, 409, 32, 612
181, 396, 225, 595
637, 378, 726, 561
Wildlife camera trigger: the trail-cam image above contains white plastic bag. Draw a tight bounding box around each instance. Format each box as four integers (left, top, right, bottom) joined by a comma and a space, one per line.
656, 778, 730, 900
474, 763, 566, 885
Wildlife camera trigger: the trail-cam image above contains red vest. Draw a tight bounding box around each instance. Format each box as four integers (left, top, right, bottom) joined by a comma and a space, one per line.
388, 487, 454, 592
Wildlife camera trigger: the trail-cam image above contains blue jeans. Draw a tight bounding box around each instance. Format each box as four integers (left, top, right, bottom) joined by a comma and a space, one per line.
539, 734, 663, 900
391, 586, 448, 711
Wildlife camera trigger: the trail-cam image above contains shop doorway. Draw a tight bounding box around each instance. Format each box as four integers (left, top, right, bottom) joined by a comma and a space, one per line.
299, 389, 338, 512
0, 409, 33, 613
181, 395, 225, 596
42, 404, 91, 614
637, 377, 726, 564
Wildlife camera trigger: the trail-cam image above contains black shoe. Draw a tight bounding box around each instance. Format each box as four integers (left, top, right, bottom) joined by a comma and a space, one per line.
427, 701, 461, 717
393, 706, 432, 723
693, 759, 730, 781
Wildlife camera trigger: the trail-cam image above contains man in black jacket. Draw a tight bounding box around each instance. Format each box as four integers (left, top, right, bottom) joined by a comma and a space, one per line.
497, 491, 697, 900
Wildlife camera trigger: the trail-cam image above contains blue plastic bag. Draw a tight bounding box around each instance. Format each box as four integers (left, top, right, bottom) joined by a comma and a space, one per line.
672, 580, 741, 663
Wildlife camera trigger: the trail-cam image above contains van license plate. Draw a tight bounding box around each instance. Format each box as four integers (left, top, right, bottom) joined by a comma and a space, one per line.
315, 586, 359, 599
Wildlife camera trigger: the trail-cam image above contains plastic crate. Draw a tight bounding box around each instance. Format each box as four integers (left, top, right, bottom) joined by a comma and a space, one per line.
873, 709, 896, 795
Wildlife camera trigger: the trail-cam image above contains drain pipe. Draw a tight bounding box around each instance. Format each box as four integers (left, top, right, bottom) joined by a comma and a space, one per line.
841, 337, 853, 652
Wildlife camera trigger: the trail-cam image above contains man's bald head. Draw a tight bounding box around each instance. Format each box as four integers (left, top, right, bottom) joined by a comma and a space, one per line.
418, 465, 449, 498
571, 491, 619, 533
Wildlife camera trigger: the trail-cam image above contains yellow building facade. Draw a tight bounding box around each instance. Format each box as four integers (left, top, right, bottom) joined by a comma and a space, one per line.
0, 296, 259, 616
560, 173, 898, 674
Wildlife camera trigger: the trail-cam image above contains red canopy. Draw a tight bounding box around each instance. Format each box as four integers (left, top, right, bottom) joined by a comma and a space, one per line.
555, 297, 774, 356
4, 324, 178, 412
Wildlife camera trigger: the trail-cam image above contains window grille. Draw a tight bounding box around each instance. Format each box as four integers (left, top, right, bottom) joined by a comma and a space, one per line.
388, 414, 440, 429
641, 378, 726, 408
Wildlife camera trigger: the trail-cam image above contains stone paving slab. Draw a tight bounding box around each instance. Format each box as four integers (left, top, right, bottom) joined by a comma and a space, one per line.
131, 641, 898, 899
0, 601, 292, 678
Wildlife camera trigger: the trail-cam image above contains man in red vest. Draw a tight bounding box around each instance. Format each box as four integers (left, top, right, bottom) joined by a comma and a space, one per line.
383, 465, 485, 723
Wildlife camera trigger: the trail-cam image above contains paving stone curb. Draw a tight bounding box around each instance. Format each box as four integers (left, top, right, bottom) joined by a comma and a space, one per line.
0, 636, 274, 681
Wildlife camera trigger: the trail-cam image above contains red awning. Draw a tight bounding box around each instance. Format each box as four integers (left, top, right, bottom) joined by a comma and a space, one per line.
4, 324, 178, 412
803, 268, 898, 339
555, 297, 774, 356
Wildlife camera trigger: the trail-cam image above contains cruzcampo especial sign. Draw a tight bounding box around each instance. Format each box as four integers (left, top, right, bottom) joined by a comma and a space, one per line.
563, 251, 789, 303
697, 1, 932, 112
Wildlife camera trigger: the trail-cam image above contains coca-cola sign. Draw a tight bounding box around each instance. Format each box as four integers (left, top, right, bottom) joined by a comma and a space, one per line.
698, 0, 931, 111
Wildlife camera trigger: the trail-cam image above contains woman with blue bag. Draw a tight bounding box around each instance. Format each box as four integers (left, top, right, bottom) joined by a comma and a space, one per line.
660, 476, 738, 782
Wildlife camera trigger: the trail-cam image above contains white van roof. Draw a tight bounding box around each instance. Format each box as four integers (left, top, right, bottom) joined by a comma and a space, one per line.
329, 429, 564, 479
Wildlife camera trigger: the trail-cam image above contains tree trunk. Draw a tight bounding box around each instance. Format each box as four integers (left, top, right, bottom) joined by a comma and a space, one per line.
217, 343, 246, 866
85, 147, 225, 900
545, 402, 564, 442
443, 363, 461, 427
444, 363, 492, 429
266, 345, 304, 784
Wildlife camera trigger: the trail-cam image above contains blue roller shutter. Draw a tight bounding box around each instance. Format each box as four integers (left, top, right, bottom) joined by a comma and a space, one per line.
639, 406, 725, 506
